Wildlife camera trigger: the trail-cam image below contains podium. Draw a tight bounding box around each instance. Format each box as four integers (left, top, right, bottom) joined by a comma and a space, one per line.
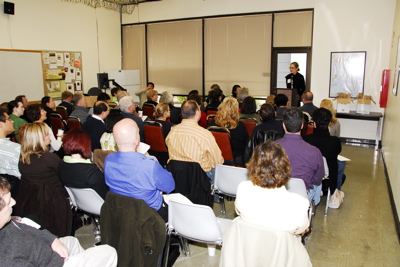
274, 88, 297, 107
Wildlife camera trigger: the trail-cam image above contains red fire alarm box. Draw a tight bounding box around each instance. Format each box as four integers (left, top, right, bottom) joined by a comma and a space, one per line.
380, 69, 390, 108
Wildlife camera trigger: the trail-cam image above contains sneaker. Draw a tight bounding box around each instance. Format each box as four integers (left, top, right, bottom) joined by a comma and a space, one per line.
338, 190, 345, 199
328, 190, 343, 209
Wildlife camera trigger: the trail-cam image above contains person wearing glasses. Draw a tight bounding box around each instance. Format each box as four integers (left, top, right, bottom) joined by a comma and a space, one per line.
285, 62, 305, 107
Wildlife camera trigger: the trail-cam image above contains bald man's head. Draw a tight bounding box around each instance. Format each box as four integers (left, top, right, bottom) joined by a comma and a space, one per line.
113, 118, 140, 152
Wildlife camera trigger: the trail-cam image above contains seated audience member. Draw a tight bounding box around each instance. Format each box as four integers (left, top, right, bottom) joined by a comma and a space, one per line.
276, 108, 324, 205
15, 95, 29, 122
0, 109, 21, 198
299, 91, 318, 117
188, 90, 207, 128
118, 96, 144, 142
110, 87, 122, 103
159, 91, 181, 124
205, 87, 223, 113
70, 93, 89, 124
83, 101, 110, 151
166, 100, 223, 183
0, 177, 117, 266
143, 89, 159, 107
320, 99, 346, 189
58, 91, 74, 116
153, 102, 173, 138
100, 112, 125, 152
320, 99, 340, 137
58, 129, 109, 199
274, 93, 289, 120
208, 97, 248, 165
7, 100, 27, 141
135, 82, 154, 108
303, 108, 344, 209
265, 94, 275, 106
104, 118, 175, 222
237, 87, 249, 110
235, 140, 309, 234
26, 103, 62, 152
239, 96, 261, 124
41, 96, 58, 127
97, 92, 110, 103
252, 103, 284, 136
232, 84, 241, 99
17, 122, 71, 237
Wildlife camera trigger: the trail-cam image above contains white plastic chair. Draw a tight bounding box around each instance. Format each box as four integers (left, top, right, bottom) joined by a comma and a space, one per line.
286, 178, 313, 246
164, 199, 232, 263
214, 164, 249, 214
67, 187, 105, 242
64, 186, 77, 210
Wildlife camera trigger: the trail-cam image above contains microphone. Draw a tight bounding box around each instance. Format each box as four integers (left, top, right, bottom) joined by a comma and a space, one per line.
291, 75, 293, 89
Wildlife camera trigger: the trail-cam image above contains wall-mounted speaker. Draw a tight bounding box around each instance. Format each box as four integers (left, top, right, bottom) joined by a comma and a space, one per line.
4, 2, 15, 15
97, 73, 109, 89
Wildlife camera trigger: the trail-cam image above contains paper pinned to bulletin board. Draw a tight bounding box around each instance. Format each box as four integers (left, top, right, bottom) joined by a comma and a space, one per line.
42, 50, 83, 99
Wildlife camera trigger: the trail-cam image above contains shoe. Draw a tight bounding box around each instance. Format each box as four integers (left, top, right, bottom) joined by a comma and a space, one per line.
328, 189, 344, 209
338, 189, 345, 199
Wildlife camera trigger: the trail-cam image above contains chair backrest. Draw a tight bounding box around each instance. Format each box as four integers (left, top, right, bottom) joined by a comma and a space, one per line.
206, 109, 218, 115
286, 178, 308, 199
87, 87, 102, 96
301, 112, 314, 136
108, 102, 118, 109
168, 199, 224, 244
208, 126, 234, 162
56, 106, 68, 120
50, 113, 65, 136
206, 114, 216, 126
142, 104, 155, 119
240, 118, 257, 136
65, 186, 77, 208
214, 164, 249, 196
67, 187, 104, 215
67, 116, 81, 130
144, 121, 168, 152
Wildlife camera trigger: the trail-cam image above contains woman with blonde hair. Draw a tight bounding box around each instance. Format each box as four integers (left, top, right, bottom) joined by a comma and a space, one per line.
153, 102, 173, 137
17, 122, 72, 237
320, 99, 340, 137
208, 96, 248, 165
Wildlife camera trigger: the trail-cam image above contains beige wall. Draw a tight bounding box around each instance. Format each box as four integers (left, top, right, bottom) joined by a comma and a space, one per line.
382, 0, 400, 220
0, 0, 122, 101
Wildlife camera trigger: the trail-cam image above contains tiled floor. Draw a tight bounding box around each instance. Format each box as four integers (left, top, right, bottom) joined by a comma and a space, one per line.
76, 144, 400, 266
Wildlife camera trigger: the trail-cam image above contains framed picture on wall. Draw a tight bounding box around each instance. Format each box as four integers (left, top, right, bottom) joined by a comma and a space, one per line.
392, 36, 400, 96
329, 51, 367, 98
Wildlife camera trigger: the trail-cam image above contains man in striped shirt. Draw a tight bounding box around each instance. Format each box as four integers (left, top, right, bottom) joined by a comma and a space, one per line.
166, 100, 223, 183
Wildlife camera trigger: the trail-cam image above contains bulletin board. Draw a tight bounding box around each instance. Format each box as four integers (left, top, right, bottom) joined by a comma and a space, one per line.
42, 51, 83, 99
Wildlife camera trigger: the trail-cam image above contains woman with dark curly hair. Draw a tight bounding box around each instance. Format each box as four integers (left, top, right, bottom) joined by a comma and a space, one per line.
235, 140, 309, 234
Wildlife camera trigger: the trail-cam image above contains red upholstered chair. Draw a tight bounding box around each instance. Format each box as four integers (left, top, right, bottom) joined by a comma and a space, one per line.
67, 116, 81, 130
240, 117, 257, 136
144, 121, 169, 167
206, 114, 216, 127
56, 106, 68, 121
207, 126, 236, 166
206, 108, 218, 116
50, 113, 65, 136
142, 104, 155, 120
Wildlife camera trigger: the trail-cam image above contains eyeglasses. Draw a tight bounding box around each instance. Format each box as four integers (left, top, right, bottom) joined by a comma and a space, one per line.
289, 67, 296, 69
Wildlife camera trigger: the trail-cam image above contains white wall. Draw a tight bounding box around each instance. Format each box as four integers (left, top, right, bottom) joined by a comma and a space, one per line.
0, 0, 122, 101
382, 0, 400, 222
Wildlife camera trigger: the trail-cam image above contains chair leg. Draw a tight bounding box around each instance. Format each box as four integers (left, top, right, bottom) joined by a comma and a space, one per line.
92, 215, 101, 242
219, 195, 226, 214
179, 236, 190, 257
162, 230, 172, 267
324, 187, 331, 216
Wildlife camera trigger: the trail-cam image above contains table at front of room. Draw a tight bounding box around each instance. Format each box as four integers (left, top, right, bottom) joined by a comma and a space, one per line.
336, 111, 383, 150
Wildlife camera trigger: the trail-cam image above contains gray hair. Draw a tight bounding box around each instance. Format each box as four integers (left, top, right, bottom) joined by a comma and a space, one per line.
159, 91, 174, 104
72, 93, 84, 106
238, 87, 249, 101
117, 91, 128, 102
119, 96, 134, 112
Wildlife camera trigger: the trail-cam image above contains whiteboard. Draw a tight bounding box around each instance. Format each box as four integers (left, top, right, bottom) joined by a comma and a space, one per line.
0, 50, 44, 103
